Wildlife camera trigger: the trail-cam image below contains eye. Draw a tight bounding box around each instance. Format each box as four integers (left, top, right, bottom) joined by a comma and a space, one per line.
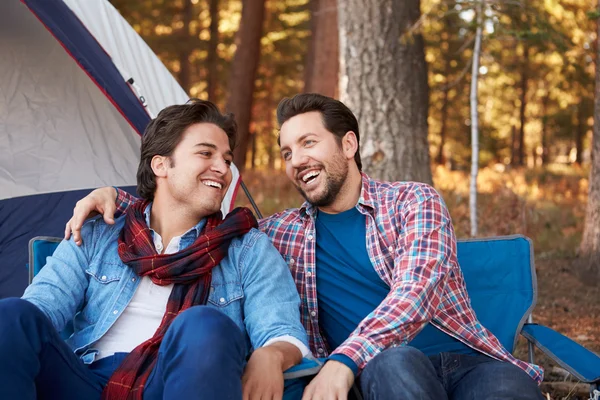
282, 151, 291, 161
198, 151, 212, 157
224, 159, 232, 166
304, 139, 315, 147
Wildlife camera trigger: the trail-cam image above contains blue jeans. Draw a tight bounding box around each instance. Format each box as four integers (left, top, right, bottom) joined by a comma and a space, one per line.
0, 298, 246, 400
359, 346, 544, 400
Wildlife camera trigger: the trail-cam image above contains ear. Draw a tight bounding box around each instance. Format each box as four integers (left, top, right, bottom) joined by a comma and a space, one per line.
342, 131, 359, 161
151, 155, 169, 178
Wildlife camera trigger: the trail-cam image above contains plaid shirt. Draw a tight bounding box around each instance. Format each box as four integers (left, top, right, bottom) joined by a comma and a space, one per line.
115, 175, 543, 382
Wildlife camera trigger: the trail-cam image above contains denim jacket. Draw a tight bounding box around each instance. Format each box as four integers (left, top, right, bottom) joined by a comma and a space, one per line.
22, 214, 308, 364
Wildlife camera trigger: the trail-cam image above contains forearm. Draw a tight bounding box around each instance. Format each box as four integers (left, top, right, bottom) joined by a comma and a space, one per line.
263, 341, 302, 371
332, 259, 451, 370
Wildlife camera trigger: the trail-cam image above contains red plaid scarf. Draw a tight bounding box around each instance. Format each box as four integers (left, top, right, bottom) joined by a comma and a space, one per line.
102, 200, 257, 400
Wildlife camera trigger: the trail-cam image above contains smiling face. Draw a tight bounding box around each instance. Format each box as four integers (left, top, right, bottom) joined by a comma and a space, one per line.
153, 122, 233, 218
279, 111, 355, 209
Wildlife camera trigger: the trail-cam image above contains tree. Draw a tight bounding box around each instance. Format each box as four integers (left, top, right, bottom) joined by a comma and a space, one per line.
206, 0, 220, 102
578, 2, 600, 279
337, 0, 432, 184
470, 0, 484, 237
304, 0, 338, 97
226, 0, 267, 171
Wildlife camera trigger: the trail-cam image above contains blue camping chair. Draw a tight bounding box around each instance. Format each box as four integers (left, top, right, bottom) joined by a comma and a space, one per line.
29, 235, 600, 398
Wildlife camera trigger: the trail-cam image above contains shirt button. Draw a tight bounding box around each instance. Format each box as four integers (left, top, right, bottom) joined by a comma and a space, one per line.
113, 310, 118, 315
219, 297, 226, 304
131, 278, 136, 282
317, 348, 324, 354
289, 258, 295, 265
101, 275, 107, 281
307, 234, 314, 240
306, 271, 312, 277
388, 246, 393, 252
310, 311, 316, 317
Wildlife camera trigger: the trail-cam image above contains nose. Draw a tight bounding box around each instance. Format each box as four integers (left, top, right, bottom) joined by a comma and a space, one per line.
210, 157, 228, 175
290, 150, 308, 169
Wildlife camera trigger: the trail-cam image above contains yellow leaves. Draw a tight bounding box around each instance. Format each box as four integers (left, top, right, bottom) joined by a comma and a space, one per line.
154, 25, 173, 35
278, 10, 310, 27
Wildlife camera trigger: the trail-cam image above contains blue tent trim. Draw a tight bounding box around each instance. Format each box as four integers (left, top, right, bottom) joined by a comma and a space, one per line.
21, 0, 151, 136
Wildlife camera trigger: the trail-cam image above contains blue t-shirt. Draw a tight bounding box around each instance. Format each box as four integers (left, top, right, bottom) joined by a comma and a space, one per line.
315, 207, 474, 374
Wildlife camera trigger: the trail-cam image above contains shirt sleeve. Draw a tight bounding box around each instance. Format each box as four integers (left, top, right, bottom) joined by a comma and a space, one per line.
331, 185, 457, 371
240, 230, 310, 352
114, 187, 139, 218
22, 221, 97, 332
263, 335, 311, 357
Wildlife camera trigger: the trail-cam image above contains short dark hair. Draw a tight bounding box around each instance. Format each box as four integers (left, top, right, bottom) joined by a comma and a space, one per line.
137, 99, 237, 200
276, 93, 362, 170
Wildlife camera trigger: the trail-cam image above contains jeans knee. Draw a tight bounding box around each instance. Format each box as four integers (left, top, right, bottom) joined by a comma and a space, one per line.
166, 306, 243, 352
0, 298, 40, 328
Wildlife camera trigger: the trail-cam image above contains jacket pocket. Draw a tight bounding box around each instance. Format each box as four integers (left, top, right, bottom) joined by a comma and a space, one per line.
85, 262, 123, 284
208, 282, 243, 307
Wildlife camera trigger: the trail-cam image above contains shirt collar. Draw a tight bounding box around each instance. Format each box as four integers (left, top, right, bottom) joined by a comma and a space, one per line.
143, 202, 206, 242
299, 172, 374, 220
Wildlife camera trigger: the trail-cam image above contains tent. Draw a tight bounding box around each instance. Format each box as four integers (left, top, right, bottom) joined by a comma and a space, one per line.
0, 0, 240, 298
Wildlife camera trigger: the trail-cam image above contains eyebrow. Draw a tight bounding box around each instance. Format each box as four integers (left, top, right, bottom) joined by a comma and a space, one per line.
280, 133, 316, 152
194, 142, 234, 159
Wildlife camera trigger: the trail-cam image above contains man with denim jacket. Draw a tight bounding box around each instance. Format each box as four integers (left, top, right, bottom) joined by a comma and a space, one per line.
0, 100, 309, 400
66, 94, 544, 399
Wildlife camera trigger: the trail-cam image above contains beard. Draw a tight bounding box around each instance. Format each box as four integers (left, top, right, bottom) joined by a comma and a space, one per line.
295, 151, 348, 208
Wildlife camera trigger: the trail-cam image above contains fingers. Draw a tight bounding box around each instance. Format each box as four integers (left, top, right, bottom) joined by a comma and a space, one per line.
102, 201, 116, 225
64, 218, 72, 240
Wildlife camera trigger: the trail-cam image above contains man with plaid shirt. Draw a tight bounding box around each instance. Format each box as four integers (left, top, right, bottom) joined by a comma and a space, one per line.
67, 94, 544, 399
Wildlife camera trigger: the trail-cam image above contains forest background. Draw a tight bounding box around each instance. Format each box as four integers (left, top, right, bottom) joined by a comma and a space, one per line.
110, 0, 599, 397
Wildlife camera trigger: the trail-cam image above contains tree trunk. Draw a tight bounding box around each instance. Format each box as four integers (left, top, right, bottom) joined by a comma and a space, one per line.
469, 0, 483, 237
178, 0, 194, 94
541, 92, 549, 165
516, 44, 530, 167
226, 0, 266, 172
510, 125, 516, 165
304, 0, 339, 97
578, 0, 600, 279
576, 102, 585, 165
207, 0, 219, 102
338, 0, 432, 184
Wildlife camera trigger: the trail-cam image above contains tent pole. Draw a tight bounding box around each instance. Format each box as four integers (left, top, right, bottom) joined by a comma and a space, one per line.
240, 180, 263, 220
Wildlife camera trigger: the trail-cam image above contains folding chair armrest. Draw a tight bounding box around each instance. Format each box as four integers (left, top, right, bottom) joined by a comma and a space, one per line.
521, 323, 600, 384
283, 357, 324, 380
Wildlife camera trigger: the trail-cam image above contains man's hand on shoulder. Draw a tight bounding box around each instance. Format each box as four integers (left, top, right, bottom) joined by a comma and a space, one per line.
64, 187, 117, 246
302, 359, 354, 400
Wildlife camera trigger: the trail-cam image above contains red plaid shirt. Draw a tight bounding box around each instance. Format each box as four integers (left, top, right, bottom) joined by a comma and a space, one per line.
115, 174, 542, 382
259, 173, 542, 382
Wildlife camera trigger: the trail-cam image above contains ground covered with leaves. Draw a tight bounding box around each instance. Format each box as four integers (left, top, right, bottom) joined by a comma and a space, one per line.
236, 165, 599, 399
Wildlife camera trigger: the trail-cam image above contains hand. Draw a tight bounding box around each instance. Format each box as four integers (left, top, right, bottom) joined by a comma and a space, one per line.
64, 187, 117, 245
242, 346, 287, 400
302, 360, 354, 400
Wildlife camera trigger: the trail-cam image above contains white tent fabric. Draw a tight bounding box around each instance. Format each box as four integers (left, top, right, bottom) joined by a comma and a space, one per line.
0, 0, 141, 199
0, 0, 239, 216
63, 0, 189, 118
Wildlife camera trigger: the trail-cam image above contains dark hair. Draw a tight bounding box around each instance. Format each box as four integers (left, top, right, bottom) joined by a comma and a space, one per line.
137, 99, 237, 200
276, 93, 362, 170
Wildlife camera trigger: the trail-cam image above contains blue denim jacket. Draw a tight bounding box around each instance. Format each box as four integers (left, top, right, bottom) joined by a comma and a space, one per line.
22, 213, 308, 364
